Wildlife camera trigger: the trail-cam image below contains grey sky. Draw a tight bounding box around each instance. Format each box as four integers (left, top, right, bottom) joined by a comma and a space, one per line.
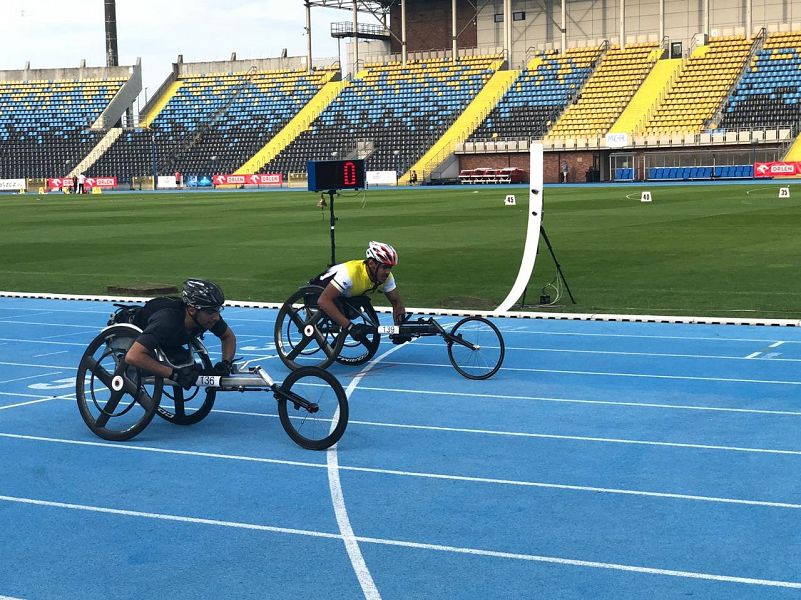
2, 1, 377, 104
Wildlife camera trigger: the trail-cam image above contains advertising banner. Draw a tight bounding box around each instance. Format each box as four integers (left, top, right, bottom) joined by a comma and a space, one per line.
754, 162, 801, 178
212, 173, 283, 186
0, 178, 26, 191
47, 177, 118, 189
366, 171, 397, 186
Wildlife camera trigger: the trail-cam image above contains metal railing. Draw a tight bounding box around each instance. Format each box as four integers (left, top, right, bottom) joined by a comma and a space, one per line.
705, 27, 767, 131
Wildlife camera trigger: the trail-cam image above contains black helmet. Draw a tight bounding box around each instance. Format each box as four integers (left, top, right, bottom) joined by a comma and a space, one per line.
182, 279, 225, 310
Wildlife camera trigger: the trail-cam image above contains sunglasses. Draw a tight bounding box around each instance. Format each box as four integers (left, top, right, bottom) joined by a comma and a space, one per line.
199, 306, 223, 315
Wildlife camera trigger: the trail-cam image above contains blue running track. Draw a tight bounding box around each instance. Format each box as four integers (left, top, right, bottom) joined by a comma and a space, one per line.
1, 297, 801, 599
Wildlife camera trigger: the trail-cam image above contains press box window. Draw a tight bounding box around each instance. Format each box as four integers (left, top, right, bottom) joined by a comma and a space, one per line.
513, 11, 526, 21
494, 13, 503, 22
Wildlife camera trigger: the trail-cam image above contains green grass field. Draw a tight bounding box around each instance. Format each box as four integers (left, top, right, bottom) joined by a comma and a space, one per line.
3, 183, 801, 318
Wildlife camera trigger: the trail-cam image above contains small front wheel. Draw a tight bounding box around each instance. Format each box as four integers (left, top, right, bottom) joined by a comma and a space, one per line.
276, 366, 348, 450
446, 317, 505, 380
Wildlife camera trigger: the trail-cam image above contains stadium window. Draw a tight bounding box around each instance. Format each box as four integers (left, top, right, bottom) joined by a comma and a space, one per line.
513, 11, 526, 21
494, 13, 503, 22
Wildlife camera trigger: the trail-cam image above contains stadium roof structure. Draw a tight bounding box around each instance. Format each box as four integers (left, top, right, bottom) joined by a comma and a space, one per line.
303, 0, 393, 13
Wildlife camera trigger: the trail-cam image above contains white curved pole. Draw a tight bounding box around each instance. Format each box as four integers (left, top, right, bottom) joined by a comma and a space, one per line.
494, 142, 543, 314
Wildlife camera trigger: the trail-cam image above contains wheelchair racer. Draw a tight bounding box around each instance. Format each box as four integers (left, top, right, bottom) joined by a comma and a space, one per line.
315, 241, 407, 344
124, 279, 237, 389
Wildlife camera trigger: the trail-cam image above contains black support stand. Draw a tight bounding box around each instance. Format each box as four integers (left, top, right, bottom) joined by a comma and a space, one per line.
326, 189, 337, 266
521, 224, 576, 307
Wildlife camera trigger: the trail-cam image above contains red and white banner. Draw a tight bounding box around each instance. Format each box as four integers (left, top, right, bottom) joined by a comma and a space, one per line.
754, 162, 801, 178
212, 173, 283, 186
48, 177, 118, 189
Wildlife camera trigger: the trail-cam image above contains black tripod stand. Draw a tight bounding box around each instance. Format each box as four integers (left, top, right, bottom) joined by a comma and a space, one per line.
521, 224, 576, 307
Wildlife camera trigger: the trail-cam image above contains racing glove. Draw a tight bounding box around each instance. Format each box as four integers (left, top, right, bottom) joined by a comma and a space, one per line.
213, 359, 233, 375
171, 364, 201, 390
347, 322, 374, 344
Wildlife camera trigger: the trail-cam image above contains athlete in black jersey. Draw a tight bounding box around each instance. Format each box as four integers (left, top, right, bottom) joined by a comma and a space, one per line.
124, 279, 237, 389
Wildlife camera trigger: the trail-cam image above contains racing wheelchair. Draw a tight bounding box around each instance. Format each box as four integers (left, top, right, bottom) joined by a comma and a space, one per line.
76, 308, 348, 450
274, 285, 505, 380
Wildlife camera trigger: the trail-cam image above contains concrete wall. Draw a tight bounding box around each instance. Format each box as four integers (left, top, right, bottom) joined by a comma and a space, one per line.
388, 0, 478, 53
459, 150, 600, 183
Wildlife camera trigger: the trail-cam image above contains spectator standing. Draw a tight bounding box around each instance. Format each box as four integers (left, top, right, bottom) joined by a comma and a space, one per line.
561, 162, 569, 183
77, 173, 86, 194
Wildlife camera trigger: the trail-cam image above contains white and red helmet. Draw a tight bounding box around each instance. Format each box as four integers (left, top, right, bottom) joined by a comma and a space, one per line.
366, 241, 398, 266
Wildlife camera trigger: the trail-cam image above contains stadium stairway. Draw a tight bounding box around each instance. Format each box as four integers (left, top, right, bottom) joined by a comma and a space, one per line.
139, 81, 183, 127
400, 68, 518, 184
235, 79, 345, 174
783, 133, 801, 161
69, 127, 124, 176
608, 57, 682, 135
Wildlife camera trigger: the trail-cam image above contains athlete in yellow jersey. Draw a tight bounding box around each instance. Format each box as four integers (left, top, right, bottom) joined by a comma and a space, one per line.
317, 241, 406, 343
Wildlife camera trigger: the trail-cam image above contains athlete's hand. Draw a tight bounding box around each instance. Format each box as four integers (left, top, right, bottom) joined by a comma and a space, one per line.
347, 322, 374, 344
171, 364, 201, 389
213, 359, 233, 375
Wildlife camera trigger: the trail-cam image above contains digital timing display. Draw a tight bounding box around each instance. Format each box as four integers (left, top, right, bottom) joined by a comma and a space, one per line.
307, 159, 366, 192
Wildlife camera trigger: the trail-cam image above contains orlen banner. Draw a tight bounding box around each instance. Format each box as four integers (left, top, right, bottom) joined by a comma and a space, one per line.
212, 173, 283, 186
47, 177, 118, 189
754, 162, 801, 178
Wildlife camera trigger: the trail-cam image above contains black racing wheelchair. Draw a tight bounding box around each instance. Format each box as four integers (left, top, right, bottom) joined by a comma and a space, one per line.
75, 306, 348, 450
274, 285, 505, 380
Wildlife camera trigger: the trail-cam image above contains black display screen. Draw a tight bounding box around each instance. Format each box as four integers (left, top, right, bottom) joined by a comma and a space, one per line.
307, 159, 366, 192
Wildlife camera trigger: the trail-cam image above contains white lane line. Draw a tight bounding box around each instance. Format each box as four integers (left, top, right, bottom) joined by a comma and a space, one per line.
329, 343, 408, 600
494, 346, 801, 362
32, 351, 69, 358
0, 337, 85, 347
380, 360, 801, 385
1, 494, 799, 590
0, 371, 61, 385
0, 320, 94, 329
3, 432, 801, 509
769, 341, 785, 348
0, 398, 65, 411
349, 385, 801, 417
0, 361, 76, 370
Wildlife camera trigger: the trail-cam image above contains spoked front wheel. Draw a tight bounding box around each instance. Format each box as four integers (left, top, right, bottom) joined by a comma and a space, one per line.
276, 366, 348, 450
75, 325, 163, 441
446, 317, 505, 380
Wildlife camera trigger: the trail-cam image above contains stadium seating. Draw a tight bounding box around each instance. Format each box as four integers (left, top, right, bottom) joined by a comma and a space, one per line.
717, 31, 801, 131
644, 164, 753, 180
468, 47, 598, 141
643, 36, 753, 134
259, 54, 503, 179
88, 68, 337, 181
545, 42, 660, 138
0, 78, 125, 179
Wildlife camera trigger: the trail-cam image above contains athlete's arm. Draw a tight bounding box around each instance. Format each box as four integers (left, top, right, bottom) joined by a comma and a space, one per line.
125, 341, 173, 378
385, 288, 406, 324
218, 327, 236, 362
318, 284, 351, 329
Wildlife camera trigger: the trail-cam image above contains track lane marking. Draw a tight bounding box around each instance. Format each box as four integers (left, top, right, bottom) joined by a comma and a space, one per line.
3, 432, 801, 508
1, 494, 799, 590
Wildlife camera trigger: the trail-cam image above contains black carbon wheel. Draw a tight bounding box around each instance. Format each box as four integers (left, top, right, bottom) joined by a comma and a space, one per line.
276, 366, 348, 450
76, 325, 163, 441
